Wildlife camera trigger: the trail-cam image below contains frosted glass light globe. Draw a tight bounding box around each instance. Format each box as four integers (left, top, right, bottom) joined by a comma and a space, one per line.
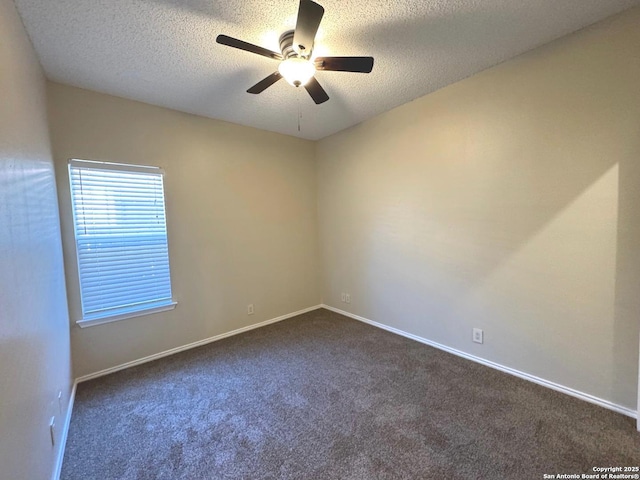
278, 57, 315, 87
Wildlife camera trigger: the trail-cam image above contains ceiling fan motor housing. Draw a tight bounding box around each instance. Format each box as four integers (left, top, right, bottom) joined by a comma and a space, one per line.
279, 30, 307, 59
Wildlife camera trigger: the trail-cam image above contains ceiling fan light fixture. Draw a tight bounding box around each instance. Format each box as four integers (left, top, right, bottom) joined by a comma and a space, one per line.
217, 0, 373, 104
278, 57, 315, 87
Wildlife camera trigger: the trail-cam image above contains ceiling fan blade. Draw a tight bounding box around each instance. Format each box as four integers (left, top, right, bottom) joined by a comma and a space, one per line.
304, 76, 329, 104
247, 72, 283, 94
315, 56, 374, 73
216, 34, 283, 61
293, 0, 324, 57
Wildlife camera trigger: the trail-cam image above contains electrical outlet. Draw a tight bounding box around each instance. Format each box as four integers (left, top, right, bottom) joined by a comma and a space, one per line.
472, 328, 483, 344
247, 304, 254, 315
341, 293, 346, 302
345, 293, 351, 304
49, 417, 56, 446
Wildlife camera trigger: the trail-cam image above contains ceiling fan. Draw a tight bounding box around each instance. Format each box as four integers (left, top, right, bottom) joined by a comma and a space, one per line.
216, 0, 374, 105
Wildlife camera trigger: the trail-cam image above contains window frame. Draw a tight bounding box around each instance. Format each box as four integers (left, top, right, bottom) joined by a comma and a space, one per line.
68, 159, 176, 328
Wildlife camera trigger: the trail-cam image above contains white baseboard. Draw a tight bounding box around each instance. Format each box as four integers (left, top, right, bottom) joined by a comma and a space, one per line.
321, 304, 637, 419
76, 305, 323, 383
52, 380, 77, 480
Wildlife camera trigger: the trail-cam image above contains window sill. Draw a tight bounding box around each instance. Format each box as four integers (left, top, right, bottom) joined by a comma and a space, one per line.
76, 302, 177, 328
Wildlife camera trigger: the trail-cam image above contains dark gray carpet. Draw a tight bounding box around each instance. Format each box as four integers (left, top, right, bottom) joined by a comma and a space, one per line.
62, 309, 639, 479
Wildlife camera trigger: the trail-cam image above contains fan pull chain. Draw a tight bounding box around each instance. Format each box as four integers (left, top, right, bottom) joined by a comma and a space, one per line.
297, 87, 301, 132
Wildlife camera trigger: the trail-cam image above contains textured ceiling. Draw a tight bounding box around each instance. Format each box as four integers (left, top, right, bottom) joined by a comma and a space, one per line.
14, 0, 640, 140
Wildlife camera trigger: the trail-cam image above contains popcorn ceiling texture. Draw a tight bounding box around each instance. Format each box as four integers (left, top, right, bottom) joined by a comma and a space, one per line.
14, 0, 640, 140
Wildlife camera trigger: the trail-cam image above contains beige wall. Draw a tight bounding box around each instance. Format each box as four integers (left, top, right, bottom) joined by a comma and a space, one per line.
0, 0, 72, 478
48, 83, 320, 378
317, 8, 640, 411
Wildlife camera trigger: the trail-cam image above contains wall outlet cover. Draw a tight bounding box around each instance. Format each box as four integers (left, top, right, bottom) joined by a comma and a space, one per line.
473, 328, 483, 344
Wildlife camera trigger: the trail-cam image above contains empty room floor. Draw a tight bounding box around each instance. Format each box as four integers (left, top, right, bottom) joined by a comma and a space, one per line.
61, 309, 639, 479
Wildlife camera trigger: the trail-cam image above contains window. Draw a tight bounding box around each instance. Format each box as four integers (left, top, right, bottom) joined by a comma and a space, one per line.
69, 159, 175, 327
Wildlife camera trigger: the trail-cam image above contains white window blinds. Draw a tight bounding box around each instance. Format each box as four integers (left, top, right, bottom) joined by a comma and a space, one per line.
69, 159, 174, 323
